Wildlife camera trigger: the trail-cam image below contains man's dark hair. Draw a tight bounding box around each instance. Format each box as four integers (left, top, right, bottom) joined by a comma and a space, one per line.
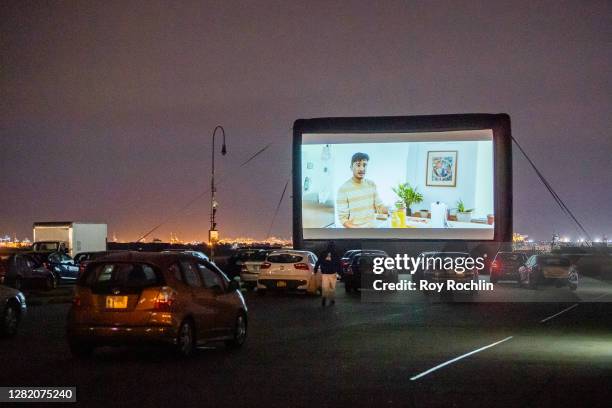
351, 152, 369, 165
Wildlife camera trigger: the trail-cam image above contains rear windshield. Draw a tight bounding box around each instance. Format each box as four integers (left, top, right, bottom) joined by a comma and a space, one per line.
80, 263, 163, 292
267, 254, 303, 263
426, 252, 469, 259
243, 251, 268, 261
497, 253, 526, 262
542, 257, 570, 267
236, 250, 268, 262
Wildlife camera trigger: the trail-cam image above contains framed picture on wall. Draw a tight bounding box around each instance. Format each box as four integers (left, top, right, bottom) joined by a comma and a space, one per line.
426, 151, 457, 187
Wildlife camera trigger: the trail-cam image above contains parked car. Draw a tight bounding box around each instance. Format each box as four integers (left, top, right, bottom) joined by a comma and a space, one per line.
34, 251, 80, 282
489, 252, 528, 283
74, 251, 119, 265
0, 254, 10, 285
227, 248, 271, 279
161, 249, 209, 262
1, 252, 59, 290
415, 252, 480, 294
344, 251, 397, 292
256, 250, 318, 295
74, 251, 126, 276
0, 284, 27, 337
340, 249, 387, 280
66, 251, 247, 357
238, 249, 271, 290
518, 254, 578, 290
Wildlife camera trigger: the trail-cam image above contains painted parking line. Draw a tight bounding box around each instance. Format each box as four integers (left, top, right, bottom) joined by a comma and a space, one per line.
591, 292, 609, 301
539, 303, 579, 323
409, 336, 514, 381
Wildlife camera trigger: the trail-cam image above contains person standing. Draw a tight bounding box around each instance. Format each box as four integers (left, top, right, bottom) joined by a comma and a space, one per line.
315, 242, 340, 307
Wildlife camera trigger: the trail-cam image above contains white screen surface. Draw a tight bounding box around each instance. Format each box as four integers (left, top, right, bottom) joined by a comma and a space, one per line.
301, 130, 495, 240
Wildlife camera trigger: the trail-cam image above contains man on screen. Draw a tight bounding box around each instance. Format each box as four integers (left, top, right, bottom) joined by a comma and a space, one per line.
336, 152, 388, 228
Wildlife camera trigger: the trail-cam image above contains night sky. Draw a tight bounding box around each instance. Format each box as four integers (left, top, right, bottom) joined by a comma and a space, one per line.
1, 1, 610, 242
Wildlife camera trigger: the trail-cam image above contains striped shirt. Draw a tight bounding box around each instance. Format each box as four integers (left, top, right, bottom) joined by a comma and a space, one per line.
336, 178, 383, 227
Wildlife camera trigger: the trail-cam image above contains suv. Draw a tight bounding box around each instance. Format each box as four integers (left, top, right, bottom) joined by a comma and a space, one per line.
1, 252, 58, 290
340, 249, 387, 280
490, 252, 528, 283
344, 251, 397, 293
66, 252, 248, 357
415, 252, 480, 293
518, 254, 578, 290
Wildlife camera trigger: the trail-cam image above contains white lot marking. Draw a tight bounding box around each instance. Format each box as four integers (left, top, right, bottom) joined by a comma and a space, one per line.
539, 303, 579, 323
409, 336, 514, 381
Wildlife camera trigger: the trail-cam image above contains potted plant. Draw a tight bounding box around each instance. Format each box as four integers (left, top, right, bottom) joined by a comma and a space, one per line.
455, 199, 474, 223
392, 183, 423, 216
419, 209, 430, 218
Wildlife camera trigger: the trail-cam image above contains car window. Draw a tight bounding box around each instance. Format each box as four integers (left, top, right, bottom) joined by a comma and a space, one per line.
24, 256, 37, 269
81, 263, 162, 290
268, 254, 303, 263
190, 251, 209, 260
197, 263, 225, 291
61, 254, 73, 263
48, 253, 60, 263
169, 263, 182, 282
543, 257, 570, 267
180, 260, 202, 287
16, 255, 27, 270
498, 253, 526, 262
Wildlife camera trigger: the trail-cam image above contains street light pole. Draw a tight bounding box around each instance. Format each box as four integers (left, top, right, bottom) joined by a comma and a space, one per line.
210, 125, 227, 262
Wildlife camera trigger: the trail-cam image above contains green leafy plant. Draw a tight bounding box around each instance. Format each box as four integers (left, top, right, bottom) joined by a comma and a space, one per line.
392, 183, 424, 210
456, 199, 474, 213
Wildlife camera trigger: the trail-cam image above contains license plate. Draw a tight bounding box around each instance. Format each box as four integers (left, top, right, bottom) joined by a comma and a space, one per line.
543, 267, 568, 278
106, 295, 128, 309
276, 281, 287, 288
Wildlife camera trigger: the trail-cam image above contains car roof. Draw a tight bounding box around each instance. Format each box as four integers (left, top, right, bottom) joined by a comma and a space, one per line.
268, 250, 314, 256
495, 252, 526, 257
419, 251, 470, 256
87, 251, 204, 269
534, 254, 569, 259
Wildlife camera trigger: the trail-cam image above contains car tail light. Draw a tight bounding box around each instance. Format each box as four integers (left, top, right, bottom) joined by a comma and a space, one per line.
79, 262, 88, 276
491, 261, 499, 269
154, 287, 177, 311
294, 263, 309, 270
72, 296, 81, 307
260, 262, 271, 269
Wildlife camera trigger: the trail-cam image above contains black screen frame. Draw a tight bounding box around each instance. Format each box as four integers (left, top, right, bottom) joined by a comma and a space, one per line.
292, 114, 512, 249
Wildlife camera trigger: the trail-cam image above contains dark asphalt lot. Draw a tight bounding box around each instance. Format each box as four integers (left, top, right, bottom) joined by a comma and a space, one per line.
1, 277, 611, 408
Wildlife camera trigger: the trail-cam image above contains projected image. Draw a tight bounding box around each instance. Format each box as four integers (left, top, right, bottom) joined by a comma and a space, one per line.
301, 132, 495, 240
